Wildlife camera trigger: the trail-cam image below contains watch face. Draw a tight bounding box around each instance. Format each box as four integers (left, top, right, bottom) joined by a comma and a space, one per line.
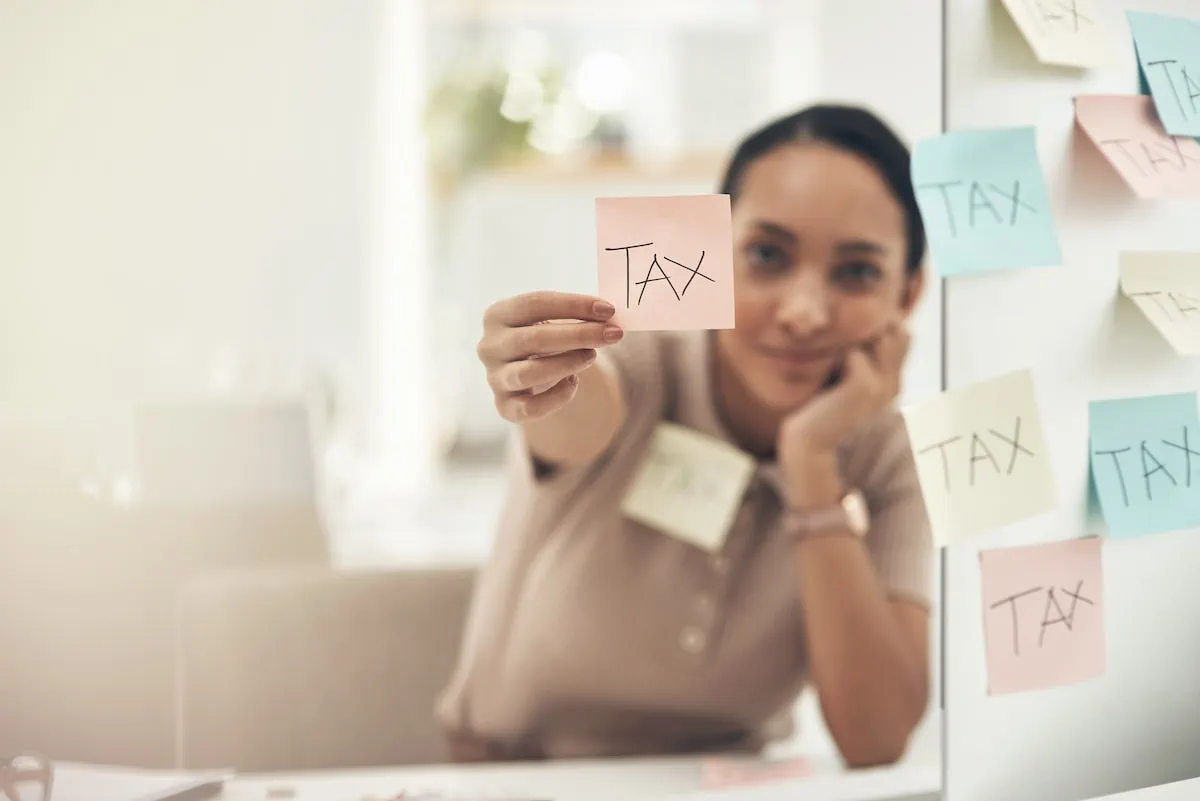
842, 491, 870, 536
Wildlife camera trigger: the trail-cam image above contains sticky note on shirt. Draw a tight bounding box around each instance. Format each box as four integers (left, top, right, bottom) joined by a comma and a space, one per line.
596, 195, 735, 331
1089, 392, 1200, 539
901, 370, 1056, 544
1120, 251, 1200, 355
1128, 11, 1200, 138
1074, 95, 1200, 200
622, 423, 755, 553
912, 126, 1062, 277
980, 537, 1106, 695
1000, 0, 1116, 68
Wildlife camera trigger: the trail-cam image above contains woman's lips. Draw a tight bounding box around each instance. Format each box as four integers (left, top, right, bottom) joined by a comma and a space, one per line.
757, 344, 838, 370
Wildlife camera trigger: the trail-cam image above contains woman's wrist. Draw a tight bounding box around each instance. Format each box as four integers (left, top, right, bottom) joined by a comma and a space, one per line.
783, 448, 846, 510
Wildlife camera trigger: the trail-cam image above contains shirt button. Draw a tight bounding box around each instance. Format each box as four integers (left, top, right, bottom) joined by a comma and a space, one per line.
711, 555, 730, 574
679, 626, 707, 654
695, 595, 715, 617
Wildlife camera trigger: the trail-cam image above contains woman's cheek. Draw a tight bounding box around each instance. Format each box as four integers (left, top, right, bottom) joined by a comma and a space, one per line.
834, 297, 891, 343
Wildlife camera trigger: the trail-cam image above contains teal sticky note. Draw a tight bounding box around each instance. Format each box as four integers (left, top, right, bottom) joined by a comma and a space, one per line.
1088, 392, 1200, 539
911, 126, 1062, 277
1128, 11, 1200, 138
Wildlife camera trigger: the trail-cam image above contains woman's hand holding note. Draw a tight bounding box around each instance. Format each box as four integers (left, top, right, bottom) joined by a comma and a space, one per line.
478, 291, 624, 423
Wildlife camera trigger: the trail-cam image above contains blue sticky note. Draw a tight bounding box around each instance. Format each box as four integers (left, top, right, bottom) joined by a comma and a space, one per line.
1128, 11, 1200, 138
911, 126, 1062, 277
1088, 392, 1200, 539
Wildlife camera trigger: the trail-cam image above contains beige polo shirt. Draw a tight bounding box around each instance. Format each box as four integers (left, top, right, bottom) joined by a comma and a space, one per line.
435, 330, 932, 761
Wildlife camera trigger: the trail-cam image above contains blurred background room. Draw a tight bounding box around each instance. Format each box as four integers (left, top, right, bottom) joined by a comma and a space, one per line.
0, 0, 941, 775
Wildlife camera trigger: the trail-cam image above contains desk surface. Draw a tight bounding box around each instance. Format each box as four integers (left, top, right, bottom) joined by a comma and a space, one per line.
221, 752, 939, 801
219, 761, 1200, 801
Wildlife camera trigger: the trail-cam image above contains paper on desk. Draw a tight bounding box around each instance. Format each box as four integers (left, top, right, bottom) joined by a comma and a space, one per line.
1119, 251, 1200, 355
700, 756, 811, 789
51, 763, 229, 801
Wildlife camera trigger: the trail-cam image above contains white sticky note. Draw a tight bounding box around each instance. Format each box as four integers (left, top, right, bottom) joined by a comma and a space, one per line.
1119, 252, 1200, 356
1000, 0, 1117, 68
901, 370, 1057, 544
621, 423, 755, 553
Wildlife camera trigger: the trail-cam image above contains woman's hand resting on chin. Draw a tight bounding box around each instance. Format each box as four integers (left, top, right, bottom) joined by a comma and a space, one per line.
777, 320, 910, 506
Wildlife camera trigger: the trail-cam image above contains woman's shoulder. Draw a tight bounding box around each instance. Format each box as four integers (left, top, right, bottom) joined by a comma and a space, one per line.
600, 329, 700, 412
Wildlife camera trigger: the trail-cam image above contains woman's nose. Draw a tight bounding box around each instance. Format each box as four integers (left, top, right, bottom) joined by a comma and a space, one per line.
776, 274, 831, 337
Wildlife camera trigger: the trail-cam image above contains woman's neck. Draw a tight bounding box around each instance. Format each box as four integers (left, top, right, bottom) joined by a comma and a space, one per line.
710, 335, 784, 460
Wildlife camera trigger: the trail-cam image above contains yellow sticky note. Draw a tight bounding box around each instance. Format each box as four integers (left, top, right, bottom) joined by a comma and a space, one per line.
596, 195, 736, 331
901, 370, 1057, 544
999, 0, 1117, 68
1120, 251, 1200, 355
621, 423, 755, 553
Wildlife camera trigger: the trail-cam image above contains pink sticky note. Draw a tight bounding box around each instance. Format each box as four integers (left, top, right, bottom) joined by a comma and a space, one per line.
700, 756, 811, 789
979, 537, 1106, 695
595, 194, 735, 331
1074, 95, 1200, 199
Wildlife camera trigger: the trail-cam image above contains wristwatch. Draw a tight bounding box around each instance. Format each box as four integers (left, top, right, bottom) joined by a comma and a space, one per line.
777, 489, 870, 542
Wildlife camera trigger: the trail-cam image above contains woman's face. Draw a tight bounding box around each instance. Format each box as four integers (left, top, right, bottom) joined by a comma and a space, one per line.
716, 141, 925, 414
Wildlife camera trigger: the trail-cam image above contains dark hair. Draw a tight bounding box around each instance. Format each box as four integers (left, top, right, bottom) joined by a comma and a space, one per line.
718, 104, 926, 274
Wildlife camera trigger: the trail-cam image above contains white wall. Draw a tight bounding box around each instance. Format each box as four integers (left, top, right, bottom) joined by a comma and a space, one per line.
941, 1, 1200, 800
0, 0, 434, 492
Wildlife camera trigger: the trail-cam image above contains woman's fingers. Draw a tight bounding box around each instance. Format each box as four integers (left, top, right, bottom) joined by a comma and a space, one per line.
488, 349, 597, 394
483, 320, 622, 363
484, 291, 616, 329
494, 374, 580, 423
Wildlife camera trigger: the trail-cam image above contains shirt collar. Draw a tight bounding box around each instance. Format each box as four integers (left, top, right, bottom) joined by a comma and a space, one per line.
674, 330, 786, 496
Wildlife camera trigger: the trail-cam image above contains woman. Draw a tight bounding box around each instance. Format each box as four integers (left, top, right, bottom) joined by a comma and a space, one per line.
437, 104, 932, 767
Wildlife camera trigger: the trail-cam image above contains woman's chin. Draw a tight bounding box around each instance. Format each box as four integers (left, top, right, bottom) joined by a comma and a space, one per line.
751, 374, 826, 415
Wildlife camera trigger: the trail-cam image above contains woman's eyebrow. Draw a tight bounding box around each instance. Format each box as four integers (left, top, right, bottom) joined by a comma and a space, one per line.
751, 220, 799, 243
836, 240, 887, 255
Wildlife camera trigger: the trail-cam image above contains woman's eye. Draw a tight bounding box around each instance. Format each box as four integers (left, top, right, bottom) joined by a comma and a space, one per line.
834, 261, 883, 287
746, 243, 788, 272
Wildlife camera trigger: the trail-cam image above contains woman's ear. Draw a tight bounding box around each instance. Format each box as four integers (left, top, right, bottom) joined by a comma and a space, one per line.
900, 268, 926, 317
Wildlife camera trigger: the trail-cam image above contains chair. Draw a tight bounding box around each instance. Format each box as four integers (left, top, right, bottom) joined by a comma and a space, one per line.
0, 495, 329, 767
176, 565, 476, 771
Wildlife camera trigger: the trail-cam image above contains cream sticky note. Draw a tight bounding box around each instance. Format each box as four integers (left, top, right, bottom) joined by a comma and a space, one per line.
1120, 251, 1200, 355
980, 537, 1106, 695
1074, 95, 1200, 199
901, 370, 1057, 544
621, 423, 755, 553
1000, 0, 1116, 68
596, 195, 735, 331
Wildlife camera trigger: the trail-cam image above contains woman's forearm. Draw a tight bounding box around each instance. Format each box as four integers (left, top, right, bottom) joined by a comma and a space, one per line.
522, 357, 626, 467
785, 453, 928, 767
793, 536, 927, 766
